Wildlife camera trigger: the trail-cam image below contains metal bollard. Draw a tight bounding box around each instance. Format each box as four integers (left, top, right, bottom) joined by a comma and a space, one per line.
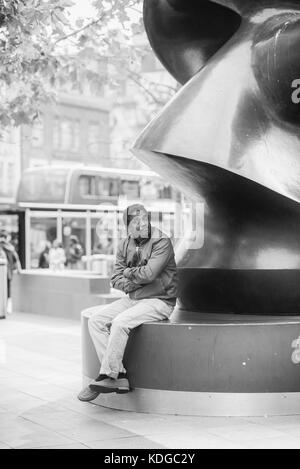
0, 258, 7, 319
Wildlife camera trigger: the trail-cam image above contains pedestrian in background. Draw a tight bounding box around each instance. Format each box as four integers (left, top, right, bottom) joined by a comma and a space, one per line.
49, 239, 66, 271
66, 235, 83, 270
38, 241, 51, 269
0, 229, 21, 314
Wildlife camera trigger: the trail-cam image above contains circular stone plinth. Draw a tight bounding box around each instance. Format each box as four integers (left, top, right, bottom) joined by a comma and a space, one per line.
81, 309, 300, 416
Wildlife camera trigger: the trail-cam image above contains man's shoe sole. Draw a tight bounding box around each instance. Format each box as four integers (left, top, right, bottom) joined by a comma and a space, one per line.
89, 377, 131, 394
116, 388, 131, 394
89, 384, 131, 394
89, 383, 118, 394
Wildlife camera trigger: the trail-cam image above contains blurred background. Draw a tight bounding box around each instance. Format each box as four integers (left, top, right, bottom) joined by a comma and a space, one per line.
0, 0, 198, 278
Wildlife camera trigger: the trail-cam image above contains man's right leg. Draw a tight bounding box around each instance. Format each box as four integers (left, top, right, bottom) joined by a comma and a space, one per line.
87, 296, 133, 375
89, 298, 174, 396
78, 296, 134, 402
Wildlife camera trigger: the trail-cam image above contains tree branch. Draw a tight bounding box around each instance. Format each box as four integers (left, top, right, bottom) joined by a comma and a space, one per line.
54, 15, 104, 45
126, 69, 166, 105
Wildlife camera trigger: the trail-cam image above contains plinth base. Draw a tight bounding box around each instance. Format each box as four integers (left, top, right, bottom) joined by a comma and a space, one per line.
81, 309, 300, 416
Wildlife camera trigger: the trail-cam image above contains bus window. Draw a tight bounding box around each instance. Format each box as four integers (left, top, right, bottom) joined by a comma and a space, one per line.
98, 177, 110, 196
140, 180, 157, 200
97, 177, 120, 198
17, 169, 68, 203
110, 179, 119, 197
79, 176, 96, 197
158, 184, 172, 199
121, 180, 140, 199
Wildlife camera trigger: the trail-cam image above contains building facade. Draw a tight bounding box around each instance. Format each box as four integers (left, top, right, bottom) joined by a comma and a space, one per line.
22, 92, 110, 170
0, 126, 21, 204
110, 48, 178, 170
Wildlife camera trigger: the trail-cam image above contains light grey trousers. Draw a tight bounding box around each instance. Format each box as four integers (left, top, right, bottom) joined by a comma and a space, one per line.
86, 296, 174, 379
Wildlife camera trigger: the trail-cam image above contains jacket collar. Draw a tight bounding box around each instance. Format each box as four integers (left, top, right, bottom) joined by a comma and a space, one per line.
127, 225, 167, 244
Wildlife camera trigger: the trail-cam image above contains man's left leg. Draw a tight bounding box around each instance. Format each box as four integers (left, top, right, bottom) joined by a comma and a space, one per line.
89, 298, 174, 393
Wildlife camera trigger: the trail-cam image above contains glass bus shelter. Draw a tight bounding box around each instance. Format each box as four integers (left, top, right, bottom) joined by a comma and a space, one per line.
19, 203, 182, 274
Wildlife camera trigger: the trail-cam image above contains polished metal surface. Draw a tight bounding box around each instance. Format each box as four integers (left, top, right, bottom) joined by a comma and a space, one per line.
133, 0, 300, 313
82, 307, 300, 415
85, 379, 300, 417
82, 310, 300, 394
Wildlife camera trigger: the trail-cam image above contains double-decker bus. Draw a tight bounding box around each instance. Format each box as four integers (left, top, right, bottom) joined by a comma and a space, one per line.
15, 165, 183, 272
17, 165, 181, 207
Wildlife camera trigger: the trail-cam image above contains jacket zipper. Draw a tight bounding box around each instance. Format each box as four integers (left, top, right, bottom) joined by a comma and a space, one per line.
132, 245, 142, 299
136, 245, 140, 261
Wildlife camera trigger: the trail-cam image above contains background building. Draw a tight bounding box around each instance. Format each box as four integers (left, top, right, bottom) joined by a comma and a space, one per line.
21, 92, 110, 170
0, 126, 21, 204
110, 49, 178, 170
0, 45, 178, 204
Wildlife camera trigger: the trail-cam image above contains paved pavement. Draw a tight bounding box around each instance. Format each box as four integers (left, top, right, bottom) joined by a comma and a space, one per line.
1, 312, 300, 449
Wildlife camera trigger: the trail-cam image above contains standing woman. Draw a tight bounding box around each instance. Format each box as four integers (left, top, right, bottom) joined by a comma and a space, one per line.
66, 235, 83, 270
0, 230, 21, 314
49, 239, 66, 271
38, 241, 51, 269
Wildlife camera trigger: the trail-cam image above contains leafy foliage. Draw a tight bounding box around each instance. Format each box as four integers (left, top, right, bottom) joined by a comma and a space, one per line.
0, 0, 176, 128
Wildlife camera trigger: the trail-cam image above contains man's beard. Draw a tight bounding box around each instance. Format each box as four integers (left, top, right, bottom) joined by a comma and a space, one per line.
132, 224, 151, 243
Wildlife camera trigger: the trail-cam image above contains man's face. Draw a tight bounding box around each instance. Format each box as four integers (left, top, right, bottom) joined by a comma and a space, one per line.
128, 213, 149, 239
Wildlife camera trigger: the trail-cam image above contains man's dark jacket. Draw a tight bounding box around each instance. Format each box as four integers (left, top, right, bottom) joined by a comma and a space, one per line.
110, 226, 178, 306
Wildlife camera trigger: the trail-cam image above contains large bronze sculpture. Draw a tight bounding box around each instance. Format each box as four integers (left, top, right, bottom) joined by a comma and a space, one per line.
132, 0, 300, 314
81, 0, 300, 416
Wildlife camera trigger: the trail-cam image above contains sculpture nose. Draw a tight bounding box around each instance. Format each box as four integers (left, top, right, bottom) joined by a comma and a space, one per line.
133, 40, 253, 184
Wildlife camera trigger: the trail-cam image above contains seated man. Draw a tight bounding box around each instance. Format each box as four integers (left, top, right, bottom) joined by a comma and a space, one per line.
78, 203, 178, 401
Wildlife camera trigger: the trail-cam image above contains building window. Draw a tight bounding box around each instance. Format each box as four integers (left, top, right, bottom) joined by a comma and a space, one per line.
61, 118, 73, 151
1, 127, 17, 145
73, 119, 80, 152
31, 117, 44, 147
7, 162, 14, 184
53, 116, 60, 150
88, 122, 100, 156
53, 117, 81, 152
